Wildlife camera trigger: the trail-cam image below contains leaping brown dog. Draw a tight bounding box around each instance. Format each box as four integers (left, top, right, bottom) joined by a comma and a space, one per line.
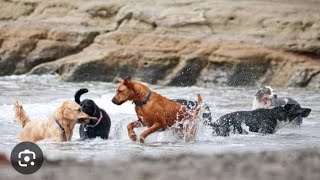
112, 77, 202, 143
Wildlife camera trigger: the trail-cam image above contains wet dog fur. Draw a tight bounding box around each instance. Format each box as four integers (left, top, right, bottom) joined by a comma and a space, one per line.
75, 88, 111, 140
253, 86, 307, 125
172, 99, 212, 126
210, 104, 311, 136
14, 100, 97, 142
111, 77, 202, 143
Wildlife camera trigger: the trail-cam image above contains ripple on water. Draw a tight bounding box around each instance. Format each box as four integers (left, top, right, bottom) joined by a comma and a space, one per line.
0, 75, 320, 161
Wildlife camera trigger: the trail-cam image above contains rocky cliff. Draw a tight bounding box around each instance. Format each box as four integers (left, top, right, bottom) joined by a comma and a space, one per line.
1, 0, 320, 88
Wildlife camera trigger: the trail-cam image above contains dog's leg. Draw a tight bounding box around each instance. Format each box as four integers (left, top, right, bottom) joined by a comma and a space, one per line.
139, 122, 163, 143
183, 123, 195, 142
190, 94, 203, 118
127, 120, 143, 141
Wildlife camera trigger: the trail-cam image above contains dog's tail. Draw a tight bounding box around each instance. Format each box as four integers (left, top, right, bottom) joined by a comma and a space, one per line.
75, 88, 89, 104
191, 94, 203, 118
14, 101, 30, 128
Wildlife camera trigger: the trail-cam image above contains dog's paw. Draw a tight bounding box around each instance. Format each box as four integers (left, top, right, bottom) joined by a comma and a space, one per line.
129, 133, 137, 141
139, 137, 145, 144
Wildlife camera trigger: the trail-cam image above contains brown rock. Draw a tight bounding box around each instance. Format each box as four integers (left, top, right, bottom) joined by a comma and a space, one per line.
135, 54, 180, 84
15, 40, 77, 74
1, 0, 320, 88
0, 0, 37, 20
0, 38, 37, 75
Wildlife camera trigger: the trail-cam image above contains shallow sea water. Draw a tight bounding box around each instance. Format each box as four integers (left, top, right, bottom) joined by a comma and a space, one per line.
0, 75, 319, 161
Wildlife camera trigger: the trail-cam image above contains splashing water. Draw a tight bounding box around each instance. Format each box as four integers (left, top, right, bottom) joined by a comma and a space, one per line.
0, 75, 320, 161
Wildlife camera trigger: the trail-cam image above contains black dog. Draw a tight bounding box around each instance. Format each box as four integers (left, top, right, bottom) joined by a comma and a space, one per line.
253, 86, 305, 125
75, 88, 111, 140
209, 104, 311, 136
272, 97, 302, 125
172, 99, 212, 125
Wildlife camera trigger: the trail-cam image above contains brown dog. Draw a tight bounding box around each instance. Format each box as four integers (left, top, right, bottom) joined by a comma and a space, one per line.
112, 77, 202, 143
14, 100, 97, 142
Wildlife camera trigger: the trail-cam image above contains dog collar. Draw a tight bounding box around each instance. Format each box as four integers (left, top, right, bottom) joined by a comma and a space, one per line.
54, 118, 66, 136
85, 111, 103, 128
134, 91, 152, 107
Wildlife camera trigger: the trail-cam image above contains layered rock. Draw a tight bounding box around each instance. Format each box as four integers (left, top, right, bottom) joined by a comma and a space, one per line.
1, 0, 320, 88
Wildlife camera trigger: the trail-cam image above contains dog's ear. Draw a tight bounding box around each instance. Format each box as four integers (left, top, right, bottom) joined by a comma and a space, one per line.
62, 106, 71, 119
124, 76, 131, 81
117, 78, 124, 83
123, 76, 133, 88
54, 104, 64, 121
301, 108, 311, 117
261, 97, 267, 104
283, 104, 295, 111
55, 102, 75, 121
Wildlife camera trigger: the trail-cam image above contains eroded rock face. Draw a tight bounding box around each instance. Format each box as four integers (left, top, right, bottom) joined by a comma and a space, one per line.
1, 0, 320, 88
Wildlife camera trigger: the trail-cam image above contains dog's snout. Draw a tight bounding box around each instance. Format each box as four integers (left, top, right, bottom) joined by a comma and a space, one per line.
111, 97, 117, 104
274, 94, 277, 99
112, 97, 119, 105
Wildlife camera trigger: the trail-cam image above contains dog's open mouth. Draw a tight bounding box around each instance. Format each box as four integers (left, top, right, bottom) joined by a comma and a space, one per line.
77, 117, 98, 124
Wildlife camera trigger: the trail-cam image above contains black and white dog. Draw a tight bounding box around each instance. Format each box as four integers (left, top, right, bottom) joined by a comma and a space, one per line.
210, 104, 311, 136
252, 86, 305, 125
75, 88, 111, 140
172, 99, 212, 125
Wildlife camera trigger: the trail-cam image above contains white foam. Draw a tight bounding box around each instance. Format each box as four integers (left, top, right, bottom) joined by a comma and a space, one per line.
0, 75, 320, 161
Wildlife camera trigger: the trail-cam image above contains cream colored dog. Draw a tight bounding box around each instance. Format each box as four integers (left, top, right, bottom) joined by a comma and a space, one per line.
14, 100, 97, 142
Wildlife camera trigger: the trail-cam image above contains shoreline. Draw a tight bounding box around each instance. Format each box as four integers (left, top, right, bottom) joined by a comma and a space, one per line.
1, 148, 320, 180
